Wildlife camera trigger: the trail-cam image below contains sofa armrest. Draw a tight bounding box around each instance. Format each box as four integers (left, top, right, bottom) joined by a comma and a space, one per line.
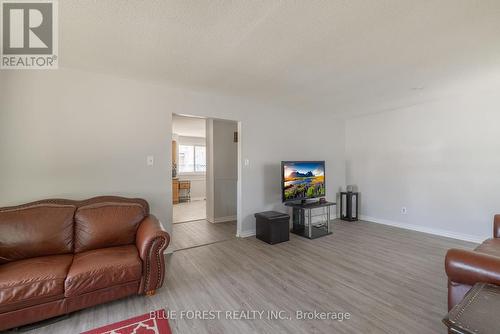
494, 215, 500, 238
136, 215, 170, 294
445, 248, 500, 286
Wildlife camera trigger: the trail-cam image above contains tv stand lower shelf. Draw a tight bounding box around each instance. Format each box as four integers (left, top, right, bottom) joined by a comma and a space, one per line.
285, 201, 336, 239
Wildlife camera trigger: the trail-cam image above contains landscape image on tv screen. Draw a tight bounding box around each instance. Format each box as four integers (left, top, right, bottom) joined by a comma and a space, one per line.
283, 161, 325, 202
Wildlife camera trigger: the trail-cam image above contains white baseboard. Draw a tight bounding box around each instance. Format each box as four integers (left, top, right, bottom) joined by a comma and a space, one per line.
237, 230, 256, 238
360, 215, 485, 243
208, 215, 237, 224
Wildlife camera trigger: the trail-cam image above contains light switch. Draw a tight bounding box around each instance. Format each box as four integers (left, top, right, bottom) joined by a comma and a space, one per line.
244, 159, 250, 167
147, 155, 154, 167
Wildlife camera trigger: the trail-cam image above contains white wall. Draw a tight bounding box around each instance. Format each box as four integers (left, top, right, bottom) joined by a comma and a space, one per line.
177, 135, 205, 147
0, 68, 346, 237
172, 115, 206, 138
0, 69, 173, 232
206, 119, 238, 222
346, 90, 500, 242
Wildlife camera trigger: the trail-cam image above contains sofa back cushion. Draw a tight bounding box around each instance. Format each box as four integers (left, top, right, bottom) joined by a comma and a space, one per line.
74, 202, 146, 253
0, 204, 76, 264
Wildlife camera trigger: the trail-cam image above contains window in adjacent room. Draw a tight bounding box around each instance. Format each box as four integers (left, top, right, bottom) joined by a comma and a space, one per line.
179, 145, 206, 173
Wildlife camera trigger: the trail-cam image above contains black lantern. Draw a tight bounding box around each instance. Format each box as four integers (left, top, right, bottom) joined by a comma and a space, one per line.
340, 191, 359, 221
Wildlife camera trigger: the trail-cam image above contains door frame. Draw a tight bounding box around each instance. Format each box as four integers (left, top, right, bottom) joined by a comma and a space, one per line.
170, 113, 242, 238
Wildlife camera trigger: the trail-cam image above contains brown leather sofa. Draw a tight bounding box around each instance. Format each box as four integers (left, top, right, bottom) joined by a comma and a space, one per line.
445, 215, 500, 310
0, 196, 170, 331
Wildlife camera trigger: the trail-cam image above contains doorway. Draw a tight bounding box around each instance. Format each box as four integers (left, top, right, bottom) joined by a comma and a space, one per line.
171, 114, 239, 251
172, 114, 207, 224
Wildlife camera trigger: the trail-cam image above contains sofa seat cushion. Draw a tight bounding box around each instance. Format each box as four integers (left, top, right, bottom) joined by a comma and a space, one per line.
0, 254, 73, 313
65, 245, 142, 297
475, 238, 500, 258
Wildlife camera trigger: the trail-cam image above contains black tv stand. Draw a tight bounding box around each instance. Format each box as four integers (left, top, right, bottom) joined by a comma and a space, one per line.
285, 200, 336, 239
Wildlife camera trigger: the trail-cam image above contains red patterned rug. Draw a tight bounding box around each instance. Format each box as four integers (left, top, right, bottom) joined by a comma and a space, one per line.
81, 309, 172, 334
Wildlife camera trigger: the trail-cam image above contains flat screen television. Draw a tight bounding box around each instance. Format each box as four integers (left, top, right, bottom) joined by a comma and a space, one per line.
282, 161, 325, 203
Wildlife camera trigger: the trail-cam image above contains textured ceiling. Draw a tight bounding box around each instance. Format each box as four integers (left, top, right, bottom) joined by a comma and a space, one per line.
60, 1, 500, 117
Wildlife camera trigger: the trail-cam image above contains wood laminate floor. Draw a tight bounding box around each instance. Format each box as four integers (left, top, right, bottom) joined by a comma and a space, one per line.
170, 219, 236, 251
17, 220, 476, 334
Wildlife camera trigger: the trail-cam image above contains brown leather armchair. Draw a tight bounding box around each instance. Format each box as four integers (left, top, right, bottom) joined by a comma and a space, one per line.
445, 215, 500, 310
0, 196, 170, 331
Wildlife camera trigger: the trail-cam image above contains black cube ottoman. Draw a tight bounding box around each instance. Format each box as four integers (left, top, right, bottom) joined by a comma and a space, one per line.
254, 211, 290, 244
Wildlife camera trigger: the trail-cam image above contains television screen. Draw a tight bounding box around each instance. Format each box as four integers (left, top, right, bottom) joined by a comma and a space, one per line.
282, 161, 325, 202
